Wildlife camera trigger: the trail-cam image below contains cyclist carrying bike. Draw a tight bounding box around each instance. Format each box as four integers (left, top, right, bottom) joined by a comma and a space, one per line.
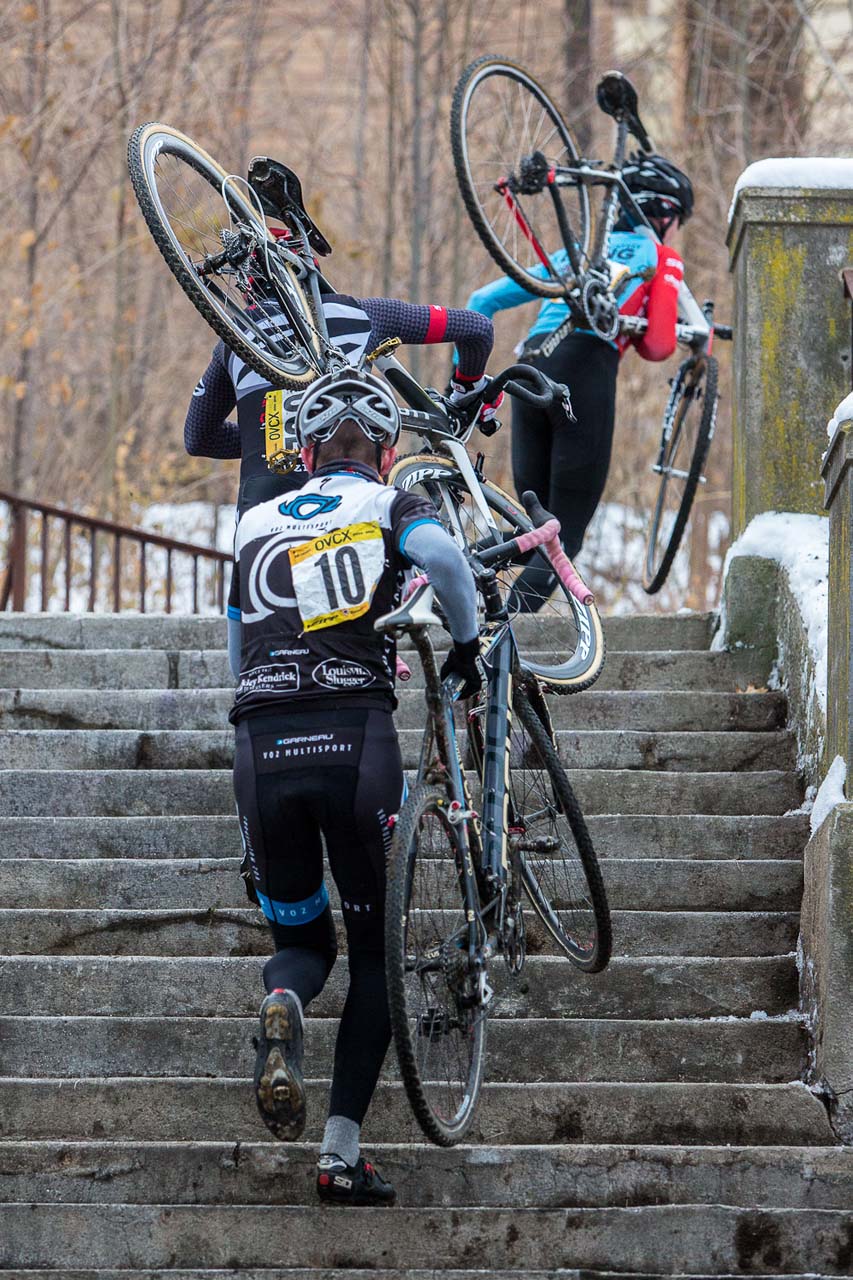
464, 152, 694, 607
230, 366, 481, 1205
182, 159, 503, 674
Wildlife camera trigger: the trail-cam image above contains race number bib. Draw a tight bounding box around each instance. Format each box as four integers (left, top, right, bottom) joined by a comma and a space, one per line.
262, 389, 301, 472
289, 521, 385, 631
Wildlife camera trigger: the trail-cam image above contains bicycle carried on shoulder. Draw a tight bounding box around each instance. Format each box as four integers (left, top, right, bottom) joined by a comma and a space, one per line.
450, 57, 733, 594
127, 122, 605, 691
376, 495, 612, 1145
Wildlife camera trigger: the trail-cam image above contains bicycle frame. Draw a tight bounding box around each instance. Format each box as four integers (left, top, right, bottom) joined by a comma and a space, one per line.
403, 585, 525, 968
501, 117, 715, 352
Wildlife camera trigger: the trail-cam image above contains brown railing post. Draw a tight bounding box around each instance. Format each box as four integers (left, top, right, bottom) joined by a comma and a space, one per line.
139, 541, 147, 613
63, 519, 72, 610
40, 515, 50, 611
165, 549, 173, 614
112, 535, 121, 612
88, 528, 97, 612
11, 503, 28, 612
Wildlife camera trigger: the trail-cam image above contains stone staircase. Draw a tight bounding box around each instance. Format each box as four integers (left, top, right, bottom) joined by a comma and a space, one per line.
1, 611, 851, 1278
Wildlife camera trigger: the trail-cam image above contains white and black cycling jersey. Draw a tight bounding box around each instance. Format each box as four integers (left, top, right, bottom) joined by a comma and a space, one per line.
230, 460, 440, 720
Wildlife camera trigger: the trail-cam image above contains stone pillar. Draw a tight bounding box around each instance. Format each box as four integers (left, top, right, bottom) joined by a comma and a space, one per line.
822, 419, 853, 769
727, 161, 853, 535
800, 802, 853, 1142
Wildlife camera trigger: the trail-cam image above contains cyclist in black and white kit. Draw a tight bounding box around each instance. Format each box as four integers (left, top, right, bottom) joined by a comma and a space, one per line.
231, 366, 481, 1206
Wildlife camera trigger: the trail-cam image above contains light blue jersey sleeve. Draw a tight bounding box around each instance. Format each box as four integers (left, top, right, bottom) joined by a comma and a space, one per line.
466, 247, 575, 315
465, 268, 548, 317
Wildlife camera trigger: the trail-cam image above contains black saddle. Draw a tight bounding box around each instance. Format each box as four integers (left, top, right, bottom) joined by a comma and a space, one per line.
595, 72, 652, 153
247, 156, 333, 257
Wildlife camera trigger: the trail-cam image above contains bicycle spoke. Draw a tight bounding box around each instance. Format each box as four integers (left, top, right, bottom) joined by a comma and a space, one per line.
129, 123, 322, 389
452, 58, 590, 296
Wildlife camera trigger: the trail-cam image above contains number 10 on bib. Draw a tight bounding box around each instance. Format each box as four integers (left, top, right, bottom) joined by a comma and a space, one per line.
289, 521, 385, 632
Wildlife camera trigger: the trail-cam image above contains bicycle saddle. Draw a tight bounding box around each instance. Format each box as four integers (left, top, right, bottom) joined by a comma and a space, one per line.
374, 580, 443, 634
595, 72, 652, 153
247, 156, 333, 257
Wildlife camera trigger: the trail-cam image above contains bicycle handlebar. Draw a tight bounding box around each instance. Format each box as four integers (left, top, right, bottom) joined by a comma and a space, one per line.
619, 316, 733, 344
480, 363, 569, 409
475, 490, 594, 606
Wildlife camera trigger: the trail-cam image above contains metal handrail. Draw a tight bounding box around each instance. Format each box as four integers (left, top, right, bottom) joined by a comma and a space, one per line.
0, 489, 230, 614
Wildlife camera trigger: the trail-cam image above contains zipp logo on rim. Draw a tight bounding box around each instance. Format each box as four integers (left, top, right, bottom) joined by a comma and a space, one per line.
398, 466, 450, 488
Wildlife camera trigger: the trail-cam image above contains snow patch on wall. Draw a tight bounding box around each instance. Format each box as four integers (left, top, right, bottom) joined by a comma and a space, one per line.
827, 391, 853, 440
718, 511, 829, 712
730, 158, 853, 222
810, 755, 847, 833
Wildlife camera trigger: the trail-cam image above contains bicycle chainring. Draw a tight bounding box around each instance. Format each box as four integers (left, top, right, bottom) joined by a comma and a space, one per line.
581, 276, 620, 342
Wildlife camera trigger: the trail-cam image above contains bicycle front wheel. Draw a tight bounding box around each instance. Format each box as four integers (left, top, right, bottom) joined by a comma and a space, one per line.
509, 686, 611, 972
128, 123, 323, 389
643, 354, 718, 594
385, 784, 488, 1146
451, 55, 591, 297
389, 455, 605, 693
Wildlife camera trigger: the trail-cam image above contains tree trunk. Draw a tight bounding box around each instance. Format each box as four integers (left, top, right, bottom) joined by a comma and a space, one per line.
564, 0, 593, 153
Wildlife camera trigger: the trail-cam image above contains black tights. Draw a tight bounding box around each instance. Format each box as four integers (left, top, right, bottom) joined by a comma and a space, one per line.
510, 332, 619, 609
233, 705, 403, 1124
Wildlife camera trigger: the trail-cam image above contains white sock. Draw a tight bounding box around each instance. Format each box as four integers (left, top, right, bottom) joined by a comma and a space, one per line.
320, 1115, 360, 1167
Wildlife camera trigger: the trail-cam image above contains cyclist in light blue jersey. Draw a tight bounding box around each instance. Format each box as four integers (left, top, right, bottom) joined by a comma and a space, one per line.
465, 153, 693, 607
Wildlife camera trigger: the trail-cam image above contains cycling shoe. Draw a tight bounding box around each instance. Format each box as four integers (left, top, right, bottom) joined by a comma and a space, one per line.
253, 988, 306, 1141
316, 1153, 396, 1206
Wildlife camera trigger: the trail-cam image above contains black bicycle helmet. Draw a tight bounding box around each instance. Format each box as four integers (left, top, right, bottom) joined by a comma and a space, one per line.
621, 153, 694, 226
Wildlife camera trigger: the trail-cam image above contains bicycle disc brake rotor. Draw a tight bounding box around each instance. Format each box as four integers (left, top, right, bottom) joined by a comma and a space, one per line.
581, 277, 620, 341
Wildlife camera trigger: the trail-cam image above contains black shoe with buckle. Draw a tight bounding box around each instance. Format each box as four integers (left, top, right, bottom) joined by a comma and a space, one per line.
316, 1153, 396, 1206
253, 989, 306, 1141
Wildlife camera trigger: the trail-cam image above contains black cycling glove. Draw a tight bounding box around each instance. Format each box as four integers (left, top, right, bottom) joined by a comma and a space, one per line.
440, 637, 482, 699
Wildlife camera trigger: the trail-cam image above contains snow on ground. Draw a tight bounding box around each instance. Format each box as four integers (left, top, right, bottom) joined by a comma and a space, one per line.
827, 391, 853, 440
810, 755, 847, 834
718, 511, 829, 713
730, 158, 853, 221
579, 501, 728, 615
141, 501, 235, 554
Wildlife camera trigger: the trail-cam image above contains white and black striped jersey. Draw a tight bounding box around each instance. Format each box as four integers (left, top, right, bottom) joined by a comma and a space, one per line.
229, 460, 440, 719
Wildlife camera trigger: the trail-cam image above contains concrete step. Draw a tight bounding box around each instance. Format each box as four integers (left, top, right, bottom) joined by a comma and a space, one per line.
0, 813, 811, 860
0, 728, 796, 773
0, 768, 802, 816
0, 647, 769, 692
0, 858, 803, 913
0, 1273, 840, 1280
0, 1015, 805, 1082
0, 611, 717, 652
0, 908, 799, 957
3, 1141, 852, 1209
0, 686, 788, 732
2, 1202, 852, 1273
1, 1079, 831, 1146
0, 1273, 842, 1280
0, 955, 798, 1020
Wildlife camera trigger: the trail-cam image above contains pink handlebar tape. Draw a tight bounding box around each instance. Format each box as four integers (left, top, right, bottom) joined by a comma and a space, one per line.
515, 519, 594, 605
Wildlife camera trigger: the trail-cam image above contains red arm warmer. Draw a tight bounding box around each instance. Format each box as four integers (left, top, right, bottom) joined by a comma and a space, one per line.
633, 243, 683, 363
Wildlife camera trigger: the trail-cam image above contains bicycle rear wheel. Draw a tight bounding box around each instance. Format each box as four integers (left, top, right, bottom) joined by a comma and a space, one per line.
389, 455, 605, 693
385, 784, 488, 1146
128, 123, 323, 389
509, 686, 611, 972
643, 354, 718, 594
451, 55, 591, 297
